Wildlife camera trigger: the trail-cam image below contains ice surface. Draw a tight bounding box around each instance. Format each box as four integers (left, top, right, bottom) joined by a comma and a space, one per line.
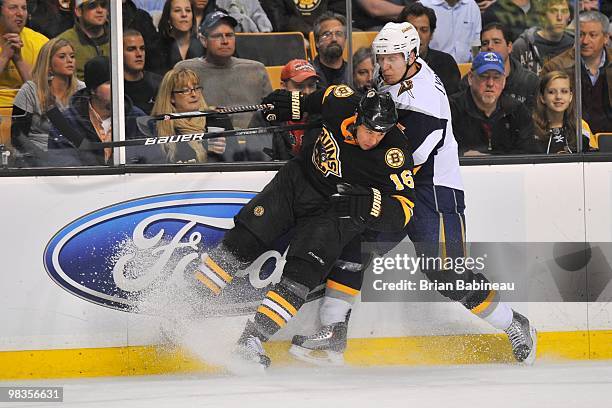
2, 361, 611, 408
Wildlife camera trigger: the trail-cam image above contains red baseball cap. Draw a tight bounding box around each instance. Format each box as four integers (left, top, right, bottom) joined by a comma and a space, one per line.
281, 59, 320, 83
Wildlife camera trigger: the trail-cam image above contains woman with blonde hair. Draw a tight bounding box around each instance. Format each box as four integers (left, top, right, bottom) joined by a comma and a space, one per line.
532, 70, 594, 154
151, 68, 229, 163
11, 37, 85, 166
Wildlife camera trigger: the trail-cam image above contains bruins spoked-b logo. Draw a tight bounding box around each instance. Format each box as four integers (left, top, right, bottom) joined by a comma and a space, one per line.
312, 128, 342, 178
385, 148, 405, 168
333, 84, 354, 98
294, 0, 323, 12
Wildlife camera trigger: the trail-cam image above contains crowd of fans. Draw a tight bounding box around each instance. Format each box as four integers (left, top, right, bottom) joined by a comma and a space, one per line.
0, 0, 609, 167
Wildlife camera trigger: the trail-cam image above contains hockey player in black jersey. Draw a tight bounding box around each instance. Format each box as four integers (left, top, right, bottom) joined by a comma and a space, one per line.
291, 22, 537, 366
194, 86, 415, 368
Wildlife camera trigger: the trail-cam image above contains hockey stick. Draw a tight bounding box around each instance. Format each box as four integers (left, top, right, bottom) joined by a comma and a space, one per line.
83, 122, 322, 150
151, 104, 274, 121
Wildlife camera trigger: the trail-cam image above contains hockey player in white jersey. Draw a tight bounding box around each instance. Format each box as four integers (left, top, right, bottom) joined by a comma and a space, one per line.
290, 22, 537, 366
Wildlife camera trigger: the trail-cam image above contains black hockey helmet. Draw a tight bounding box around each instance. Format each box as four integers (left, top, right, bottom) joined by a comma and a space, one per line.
356, 90, 397, 133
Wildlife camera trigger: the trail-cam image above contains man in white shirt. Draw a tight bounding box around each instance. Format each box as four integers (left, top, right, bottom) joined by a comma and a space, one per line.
419, 0, 481, 63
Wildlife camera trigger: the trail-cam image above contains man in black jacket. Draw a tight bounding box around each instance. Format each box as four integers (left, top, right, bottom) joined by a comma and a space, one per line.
457, 22, 539, 110
122, 0, 160, 72
48, 56, 165, 166
123, 29, 162, 115
451, 51, 538, 156
398, 2, 461, 95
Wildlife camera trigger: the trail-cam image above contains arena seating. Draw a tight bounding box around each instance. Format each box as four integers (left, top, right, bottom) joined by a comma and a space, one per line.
265, 66, 284, 90
236, 32, 308, 66
458, 63, 471, 78
0, 107, 12, 148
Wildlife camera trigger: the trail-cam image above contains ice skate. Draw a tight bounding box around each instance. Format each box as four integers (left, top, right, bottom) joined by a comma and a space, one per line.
231, 320, 271, 373
504, 310, 537, 364
290, 321, 347, 366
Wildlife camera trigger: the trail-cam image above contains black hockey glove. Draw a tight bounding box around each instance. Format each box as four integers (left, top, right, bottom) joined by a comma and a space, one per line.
262, 89, 303, 122
331, 183, 382, 226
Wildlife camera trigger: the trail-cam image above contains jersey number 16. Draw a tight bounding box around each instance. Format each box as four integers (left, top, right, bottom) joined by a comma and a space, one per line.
390, 170, 414, 191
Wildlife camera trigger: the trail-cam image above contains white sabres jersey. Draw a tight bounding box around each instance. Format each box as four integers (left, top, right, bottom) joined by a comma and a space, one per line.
377, 58, 463, 191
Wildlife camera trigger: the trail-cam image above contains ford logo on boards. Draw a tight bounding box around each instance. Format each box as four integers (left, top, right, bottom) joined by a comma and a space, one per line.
43, 191, 275, 313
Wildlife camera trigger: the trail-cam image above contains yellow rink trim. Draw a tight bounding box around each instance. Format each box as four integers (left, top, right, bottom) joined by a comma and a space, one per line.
1, 330, 611, 380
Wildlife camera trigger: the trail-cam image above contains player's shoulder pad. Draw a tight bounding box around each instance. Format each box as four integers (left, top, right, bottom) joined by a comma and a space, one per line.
322, 84, 356, 103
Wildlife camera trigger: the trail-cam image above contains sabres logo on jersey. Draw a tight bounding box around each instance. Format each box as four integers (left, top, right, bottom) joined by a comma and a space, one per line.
398, 80, 414, 98
312, 128, 342, 178
385, 148, 405, 168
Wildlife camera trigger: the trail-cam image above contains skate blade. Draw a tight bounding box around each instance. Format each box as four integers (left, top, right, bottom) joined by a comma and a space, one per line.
224, 353, 267, 376
522, 326, 537, 366
289, 345, 344, 366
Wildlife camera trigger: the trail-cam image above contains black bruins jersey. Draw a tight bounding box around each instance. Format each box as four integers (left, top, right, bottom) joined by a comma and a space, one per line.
301, 85, 416, 230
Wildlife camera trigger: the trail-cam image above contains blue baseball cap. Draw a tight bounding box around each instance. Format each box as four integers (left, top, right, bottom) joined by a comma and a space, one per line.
199, 10, 238, 35
472, 51, 505, 75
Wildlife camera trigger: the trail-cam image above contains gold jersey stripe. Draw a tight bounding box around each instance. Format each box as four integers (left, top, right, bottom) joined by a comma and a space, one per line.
471, 289, 498, 315
194, 271, 221, 295
257, 305, 286, 328
204, 256, 233, 284
267, 291, 298, 316
322, 85, 336, 103
327, 279, 360, 296
391, 195, 415, 227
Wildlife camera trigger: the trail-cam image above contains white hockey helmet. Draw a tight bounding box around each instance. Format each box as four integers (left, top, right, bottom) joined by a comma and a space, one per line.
372, 22, 420, 61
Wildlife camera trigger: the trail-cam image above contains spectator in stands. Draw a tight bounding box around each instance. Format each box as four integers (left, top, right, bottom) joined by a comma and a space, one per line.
458, 23, 539, 109
123, 29, 162, 115
58, 0, 109, 80
352, 47, 374, 93
194, 0, 217, 28
476, 0, 496, 13
0, 0, 48, 108
157, 0, 204, 75
27, 0, 73, 39
48, 56, 164, 166
265, 59, 319, 160
565, 0, 606, 36
532, 70, 594, 153
261, 0, 331, 37
151, 68, 230, 163
541, 10, 611, 134
349, 0, 405, 31
511, 0, 574, 75
450, 51, 537, 155
176, 10, 271, 131
216, 0, 272, 32
133, 0, 165, 14
399, 3, 461, 95
123, 0, 161, 73
482, 0, 545, 42
312, 12, 350, 87
11, 38, 83, 167
419, 0, 481, 64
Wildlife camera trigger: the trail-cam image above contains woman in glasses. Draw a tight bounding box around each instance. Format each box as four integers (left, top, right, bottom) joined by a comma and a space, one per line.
151, 68, 231, 163
157, 0, 204, 75
11, 38, 84, 167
